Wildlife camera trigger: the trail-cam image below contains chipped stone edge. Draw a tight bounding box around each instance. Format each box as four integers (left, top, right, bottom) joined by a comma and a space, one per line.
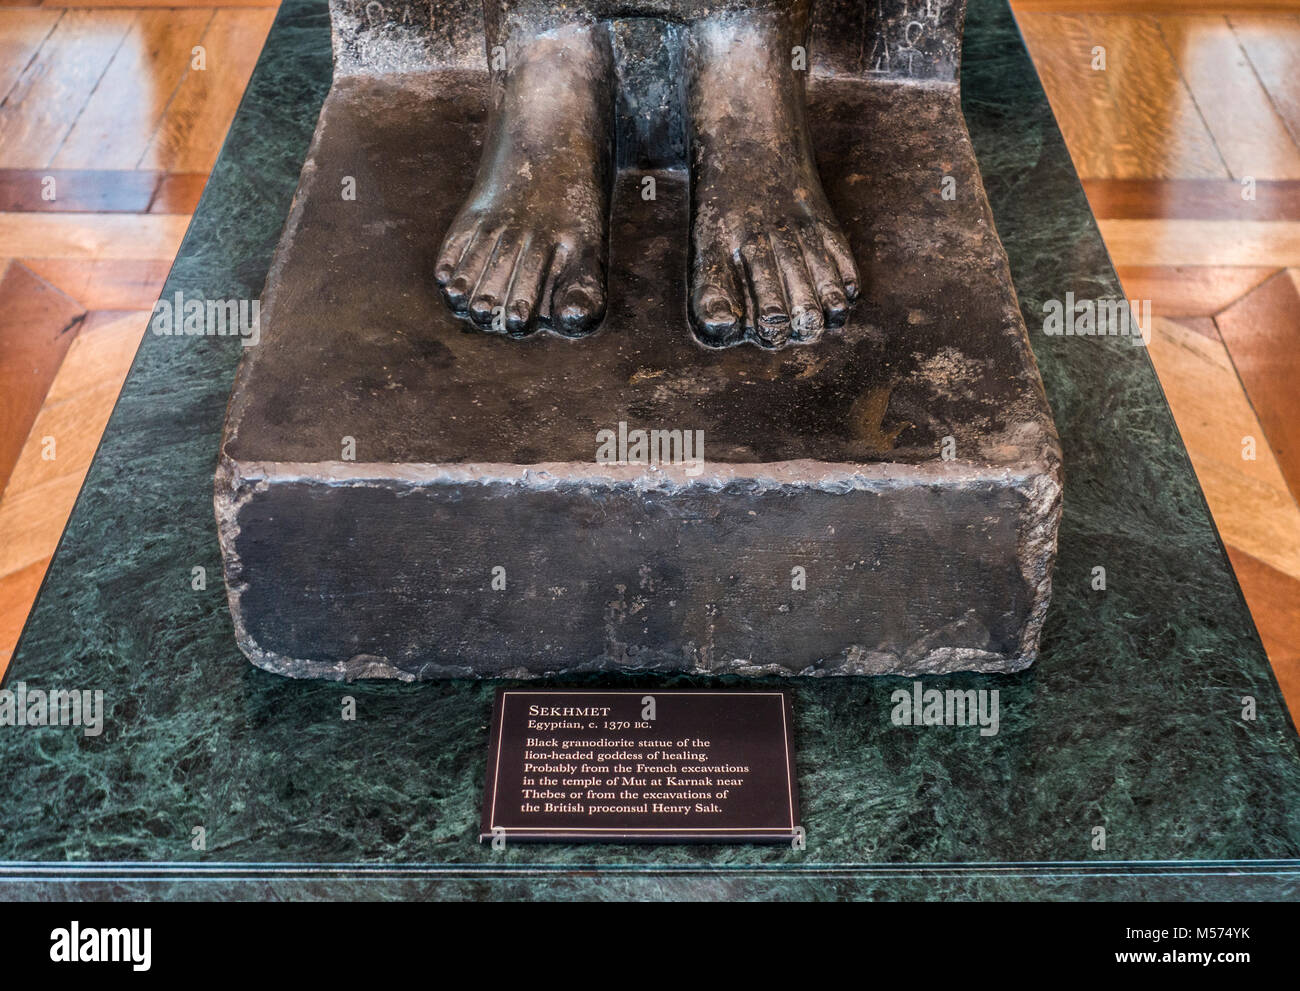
215, 451, 1062, 682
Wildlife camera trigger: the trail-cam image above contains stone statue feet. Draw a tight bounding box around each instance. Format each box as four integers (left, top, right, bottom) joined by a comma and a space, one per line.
438, 4, 859, 347
435, 25, 614, 337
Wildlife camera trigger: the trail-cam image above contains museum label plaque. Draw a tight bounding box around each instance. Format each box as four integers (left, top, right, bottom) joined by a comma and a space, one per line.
481, 689, 799, 843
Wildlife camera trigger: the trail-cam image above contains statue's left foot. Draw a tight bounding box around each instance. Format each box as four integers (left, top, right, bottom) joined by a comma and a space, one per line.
686, 12, 859, 348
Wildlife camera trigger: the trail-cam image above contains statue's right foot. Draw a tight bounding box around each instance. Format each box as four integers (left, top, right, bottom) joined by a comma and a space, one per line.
435, 25, 613, 337
686, 11, 859, 348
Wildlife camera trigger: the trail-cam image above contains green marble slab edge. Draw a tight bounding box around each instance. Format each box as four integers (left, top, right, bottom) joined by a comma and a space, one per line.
1, 0, 1298, 901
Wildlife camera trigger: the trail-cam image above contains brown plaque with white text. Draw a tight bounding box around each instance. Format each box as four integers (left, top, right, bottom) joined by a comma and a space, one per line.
480, 689, 799, 843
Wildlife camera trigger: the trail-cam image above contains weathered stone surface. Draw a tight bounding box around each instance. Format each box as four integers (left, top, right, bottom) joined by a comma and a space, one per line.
216, 0, 1061, 679
331, 0, 962, 81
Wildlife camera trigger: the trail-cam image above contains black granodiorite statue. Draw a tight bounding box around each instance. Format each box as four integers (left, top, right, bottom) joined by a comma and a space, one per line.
216, 0, 1062, 680
437, 0, 857, 348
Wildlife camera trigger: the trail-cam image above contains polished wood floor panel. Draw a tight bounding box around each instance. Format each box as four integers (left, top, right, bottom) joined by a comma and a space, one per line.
1159, 15, 1300, 180
137, 7, 276, 172
1016, 12, 1229, 179
0, 167, 158, 211
0, 307, 146, 578
1017, 1, 1300, 10
0, 259, 84, 494
19, 256, 170, 308
0, 8, 136, 168
1228, 14, 1300, 153
0, 556, 48, 672
52, 7, 214, 169
0, 210, 189, 258
1148, 316, 1297, 495
0, 8, 61, 106
1112, 264, 1277, 317
1097, 218, 1300, 266
1016, 6, 1300, 720
1082, 178, 1300, 221
0, 167, 208, 212
148, 171, 207, 212
52, 0, 277, 7
1214, 268, 1300, 504
1226, 547, 1300, 709
0, 1, 274, 670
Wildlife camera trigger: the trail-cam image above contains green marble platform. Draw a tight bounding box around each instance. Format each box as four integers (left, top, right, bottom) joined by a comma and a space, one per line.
1, 0, 1298, 900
